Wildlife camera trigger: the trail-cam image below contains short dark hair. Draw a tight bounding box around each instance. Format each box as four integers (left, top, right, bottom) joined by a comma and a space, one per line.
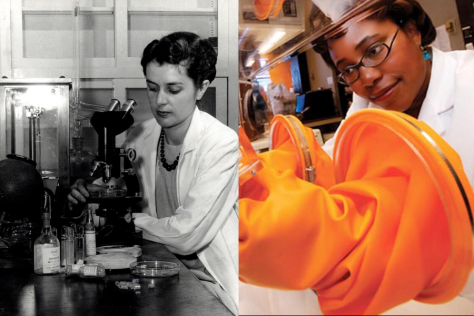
312, 0, 436, 71
141, 32, 217, 88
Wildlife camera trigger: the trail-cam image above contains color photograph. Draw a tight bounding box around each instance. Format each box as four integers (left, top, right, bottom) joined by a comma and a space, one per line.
238, 0, 474, 315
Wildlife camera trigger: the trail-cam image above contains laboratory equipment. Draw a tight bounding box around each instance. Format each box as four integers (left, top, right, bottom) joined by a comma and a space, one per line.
60, 226, 75, 267
0, 154, 53, 258
130, 261, 181, 278
96, 245, 142, 257
85, 253, 136, 270
77, 263, 106, 278
0, 154, 44, 222
33, 193, 60, 275
0, 78, 71, 188
75, 225, 85, 263
84, 207, 96, 256
65, 262, 106, 279
67, 99, 142, 247
65, 263, 105, 279
239, 80, 269, 141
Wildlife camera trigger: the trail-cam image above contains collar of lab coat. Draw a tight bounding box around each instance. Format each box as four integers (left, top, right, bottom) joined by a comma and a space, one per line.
130, 106, 202, 218
365, 46, 456, 136
140, 106, 202, 155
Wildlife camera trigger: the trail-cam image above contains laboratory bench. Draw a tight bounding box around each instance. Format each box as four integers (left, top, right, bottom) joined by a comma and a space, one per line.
0, 241, 232, 316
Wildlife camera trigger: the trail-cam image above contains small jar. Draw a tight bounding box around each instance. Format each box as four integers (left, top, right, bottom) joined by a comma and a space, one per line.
66, 263, 106, 278
79, 263, 106, 278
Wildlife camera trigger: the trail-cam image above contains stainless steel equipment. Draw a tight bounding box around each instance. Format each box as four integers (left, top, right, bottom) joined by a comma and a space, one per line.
0, 78, 71, 188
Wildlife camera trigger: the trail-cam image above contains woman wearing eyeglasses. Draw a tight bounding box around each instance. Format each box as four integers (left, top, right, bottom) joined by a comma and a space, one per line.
320, 0, 474, 185
239, 0, 474, 315
317, 0, 474, 311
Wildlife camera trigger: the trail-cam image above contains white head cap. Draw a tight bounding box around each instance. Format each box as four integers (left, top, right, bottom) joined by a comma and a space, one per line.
311, 0, 358, 21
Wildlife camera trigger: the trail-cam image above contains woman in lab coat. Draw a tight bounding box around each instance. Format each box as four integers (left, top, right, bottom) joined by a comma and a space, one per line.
317, 0, 474, 311
239, 0, 474, 314
69, 32, 238, 315
319, 1, 474, 187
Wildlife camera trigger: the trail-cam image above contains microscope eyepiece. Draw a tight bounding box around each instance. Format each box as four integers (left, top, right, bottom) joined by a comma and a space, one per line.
121, 99, 137, 119
106, 99, 121, 111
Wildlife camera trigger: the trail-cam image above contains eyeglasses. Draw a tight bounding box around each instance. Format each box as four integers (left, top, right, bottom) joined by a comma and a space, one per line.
337, 27, 401, 85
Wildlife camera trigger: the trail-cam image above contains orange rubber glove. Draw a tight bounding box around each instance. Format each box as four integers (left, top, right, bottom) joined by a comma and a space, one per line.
239, 110, 474, 315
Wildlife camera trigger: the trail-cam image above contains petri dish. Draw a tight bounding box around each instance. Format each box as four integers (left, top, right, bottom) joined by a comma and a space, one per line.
130, 261, 180, 278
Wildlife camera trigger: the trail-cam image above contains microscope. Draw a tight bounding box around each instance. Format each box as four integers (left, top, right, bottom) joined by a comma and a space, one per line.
84, 99, 142, 247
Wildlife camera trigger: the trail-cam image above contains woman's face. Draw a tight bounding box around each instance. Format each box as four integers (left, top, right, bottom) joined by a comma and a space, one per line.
328, 19, 428, 112
145, 61, 208, 129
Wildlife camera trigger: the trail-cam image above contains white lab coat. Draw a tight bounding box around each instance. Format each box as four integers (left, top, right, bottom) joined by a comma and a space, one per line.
322, 46, 474, 313
123, 108, 239, 313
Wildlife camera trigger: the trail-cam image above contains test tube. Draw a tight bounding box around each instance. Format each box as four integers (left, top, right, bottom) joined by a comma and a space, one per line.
60, 226, 67, 267
64, 227, 75, 266
70, 223, 77, 259
75, 225, 85, 263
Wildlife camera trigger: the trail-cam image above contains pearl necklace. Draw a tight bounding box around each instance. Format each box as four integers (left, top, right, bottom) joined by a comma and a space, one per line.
159, 130, 180, 172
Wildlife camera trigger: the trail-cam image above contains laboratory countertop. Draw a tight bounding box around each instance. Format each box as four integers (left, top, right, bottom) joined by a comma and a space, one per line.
0, 241, 232, 316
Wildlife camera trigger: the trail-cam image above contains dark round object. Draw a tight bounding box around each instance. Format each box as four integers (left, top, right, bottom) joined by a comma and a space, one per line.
6, 154, 37, 167
0, 154, 44, 221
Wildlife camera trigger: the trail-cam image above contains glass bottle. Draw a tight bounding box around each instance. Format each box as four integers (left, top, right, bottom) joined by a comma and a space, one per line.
85, 207, 96, 257
65, 263, 106, 279
34, 193, 60, 275
79, 263, 106, 278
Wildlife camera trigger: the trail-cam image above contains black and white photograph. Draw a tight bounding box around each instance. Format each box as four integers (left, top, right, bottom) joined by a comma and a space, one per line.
2, 0, 474, 315
0, 0, 238, 315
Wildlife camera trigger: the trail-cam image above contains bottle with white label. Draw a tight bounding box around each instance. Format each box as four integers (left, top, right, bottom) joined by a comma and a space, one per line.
84, 207, 96, 256
65, 261, 105, 278
34, 193, 60, 275
79, 263, 106, 278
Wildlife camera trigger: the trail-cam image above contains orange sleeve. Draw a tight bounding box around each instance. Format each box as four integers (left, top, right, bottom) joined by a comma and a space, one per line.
239, 110, 474, 315
239, 152, 452, 315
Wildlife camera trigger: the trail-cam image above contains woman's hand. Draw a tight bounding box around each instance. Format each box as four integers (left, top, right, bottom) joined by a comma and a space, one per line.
67, 179, 89, 210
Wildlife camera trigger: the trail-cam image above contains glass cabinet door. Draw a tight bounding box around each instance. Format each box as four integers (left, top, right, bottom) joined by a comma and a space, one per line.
120, 0, 220, 69
12, 0, 116, 73
0, 79, 71, 186
9, 0, 232, 78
